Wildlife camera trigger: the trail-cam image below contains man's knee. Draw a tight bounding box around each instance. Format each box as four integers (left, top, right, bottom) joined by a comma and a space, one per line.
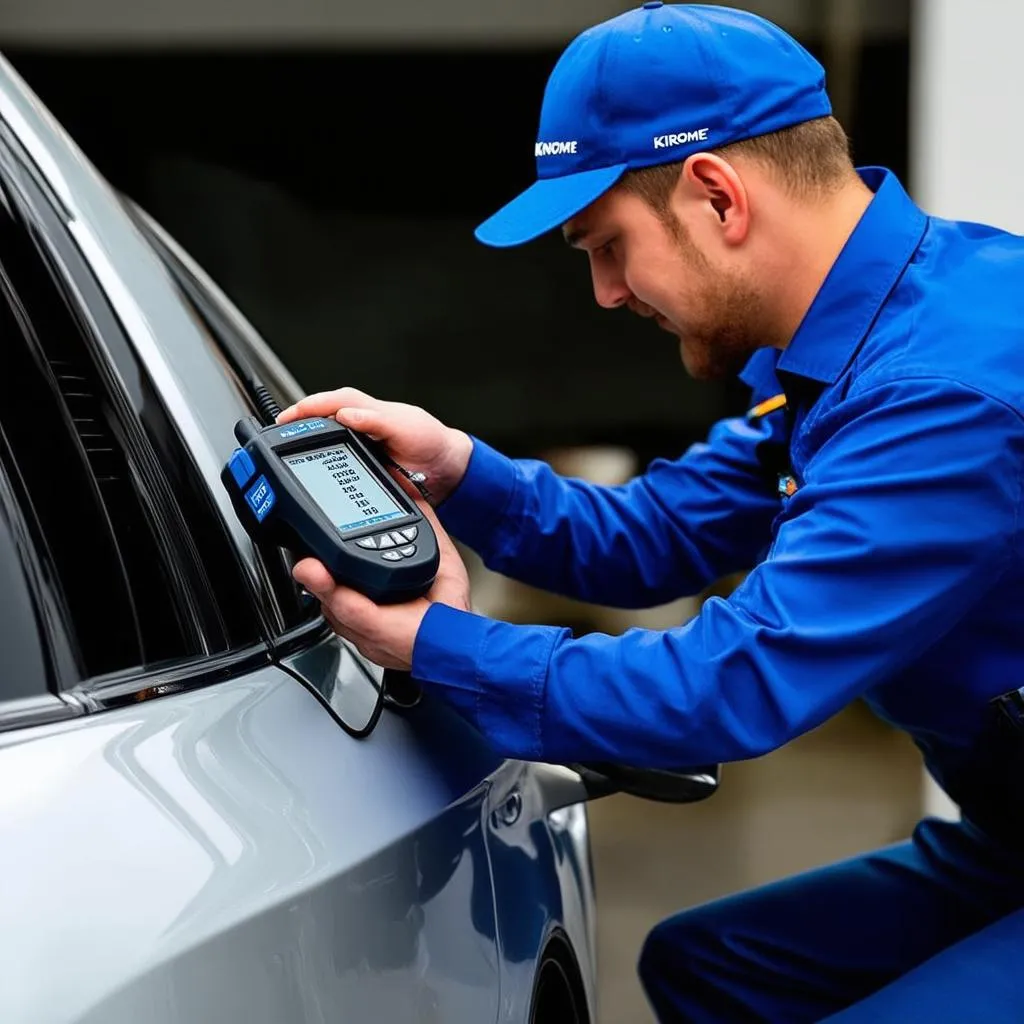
638, 906, 711, 995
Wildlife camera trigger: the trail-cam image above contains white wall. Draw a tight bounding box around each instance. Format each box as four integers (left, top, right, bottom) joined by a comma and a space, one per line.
911, 0, 1024, 231
910, 0, 1024, 820
0, 0, 906, 49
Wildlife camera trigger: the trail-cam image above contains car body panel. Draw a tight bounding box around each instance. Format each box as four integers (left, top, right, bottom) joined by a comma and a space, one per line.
0, 669, 504, 1023
486, 760, 597, 1023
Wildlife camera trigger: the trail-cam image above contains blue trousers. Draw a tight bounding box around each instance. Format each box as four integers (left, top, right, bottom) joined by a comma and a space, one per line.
638, 817, 1024, 1022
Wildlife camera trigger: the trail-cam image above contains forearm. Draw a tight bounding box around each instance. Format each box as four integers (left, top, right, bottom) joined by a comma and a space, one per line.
440, 425, 779, 608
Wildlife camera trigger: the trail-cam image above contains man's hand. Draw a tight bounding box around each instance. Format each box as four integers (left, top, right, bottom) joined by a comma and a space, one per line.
278, 387, 473, 506
292, 500, 471, 670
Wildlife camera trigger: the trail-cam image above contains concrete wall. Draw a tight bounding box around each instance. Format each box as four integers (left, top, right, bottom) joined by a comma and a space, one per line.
0, 0, 908, 48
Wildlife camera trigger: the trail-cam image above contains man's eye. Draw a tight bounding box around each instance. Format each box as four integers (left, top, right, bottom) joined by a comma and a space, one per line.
595, 240, 615, 258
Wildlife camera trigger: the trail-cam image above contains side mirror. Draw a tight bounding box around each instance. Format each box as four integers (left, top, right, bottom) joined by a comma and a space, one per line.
569, 761, 720, 803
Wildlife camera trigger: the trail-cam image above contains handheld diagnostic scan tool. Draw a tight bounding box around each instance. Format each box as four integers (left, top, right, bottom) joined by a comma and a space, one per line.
223, 416, 439, 604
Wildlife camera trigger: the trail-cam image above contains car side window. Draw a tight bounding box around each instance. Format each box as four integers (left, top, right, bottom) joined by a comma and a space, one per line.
0, 173, 264, 685
0, 236, 195, 676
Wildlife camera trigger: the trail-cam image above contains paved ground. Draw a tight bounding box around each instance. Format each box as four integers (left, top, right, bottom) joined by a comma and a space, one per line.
585, 703, 924, 1023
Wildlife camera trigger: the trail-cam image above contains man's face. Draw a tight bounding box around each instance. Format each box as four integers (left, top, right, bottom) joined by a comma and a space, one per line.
563, 186, 768, 380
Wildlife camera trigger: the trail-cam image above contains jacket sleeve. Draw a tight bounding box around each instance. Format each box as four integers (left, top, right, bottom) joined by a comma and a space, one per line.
437, 406, 786, 609
414, 379, 1024, 766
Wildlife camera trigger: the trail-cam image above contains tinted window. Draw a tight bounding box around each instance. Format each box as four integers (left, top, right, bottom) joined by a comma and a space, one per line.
1, 141, 269, 672
53, 226, 267, 655
0, 225, 195, 676
0, 152, 276, 689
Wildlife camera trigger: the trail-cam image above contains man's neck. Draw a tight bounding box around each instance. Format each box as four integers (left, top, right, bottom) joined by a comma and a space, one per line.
774, 177, 875, 348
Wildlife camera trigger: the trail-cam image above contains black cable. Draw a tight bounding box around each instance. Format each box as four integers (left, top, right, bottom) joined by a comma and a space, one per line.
253, 382, 282, 425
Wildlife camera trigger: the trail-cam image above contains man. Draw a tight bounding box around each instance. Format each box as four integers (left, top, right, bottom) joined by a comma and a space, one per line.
280, 3, 1024, 1020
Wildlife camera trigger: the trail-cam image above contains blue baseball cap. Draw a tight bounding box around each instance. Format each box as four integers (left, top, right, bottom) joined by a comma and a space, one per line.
475, 2, 831, 248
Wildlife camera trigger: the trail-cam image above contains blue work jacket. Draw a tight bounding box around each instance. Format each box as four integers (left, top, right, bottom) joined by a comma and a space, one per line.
412, 167, 1024, 802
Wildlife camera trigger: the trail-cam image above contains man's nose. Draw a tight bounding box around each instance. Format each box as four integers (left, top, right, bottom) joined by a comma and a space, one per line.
590, 263, 631, 310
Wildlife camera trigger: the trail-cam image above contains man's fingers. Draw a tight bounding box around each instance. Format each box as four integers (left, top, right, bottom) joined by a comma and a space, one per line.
277, 395, 340, 425
325, 585, 379, 627
335, 406, 393, 439
292, 558, 378, 628
292, 557, 336, 597
278, 387, 385, 425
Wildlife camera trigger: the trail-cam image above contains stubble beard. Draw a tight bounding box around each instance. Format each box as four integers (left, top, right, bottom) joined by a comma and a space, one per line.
666, 216, 771, 381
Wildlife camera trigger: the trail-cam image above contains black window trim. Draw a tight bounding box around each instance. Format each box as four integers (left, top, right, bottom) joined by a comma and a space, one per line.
272, 614, 334, 660
66, 644, 274, 713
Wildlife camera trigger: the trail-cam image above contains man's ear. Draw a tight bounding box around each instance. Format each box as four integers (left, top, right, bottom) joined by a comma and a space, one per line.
677, 153, 750, 245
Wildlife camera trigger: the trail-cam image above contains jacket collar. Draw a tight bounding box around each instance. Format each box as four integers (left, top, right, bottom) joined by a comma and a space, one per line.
740, 167, 928, 394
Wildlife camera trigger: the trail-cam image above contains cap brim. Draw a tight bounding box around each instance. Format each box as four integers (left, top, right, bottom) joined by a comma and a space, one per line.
474, 163, 628, 248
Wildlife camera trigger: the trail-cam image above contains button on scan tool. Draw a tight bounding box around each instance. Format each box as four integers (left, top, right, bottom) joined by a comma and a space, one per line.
222, 415, 439, 604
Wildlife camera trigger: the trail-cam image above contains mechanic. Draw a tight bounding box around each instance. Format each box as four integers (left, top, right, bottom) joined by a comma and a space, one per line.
279, 3, 1024, 1021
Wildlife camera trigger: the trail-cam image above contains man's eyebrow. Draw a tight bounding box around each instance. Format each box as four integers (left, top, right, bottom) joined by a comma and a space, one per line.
563, 226, 589, 248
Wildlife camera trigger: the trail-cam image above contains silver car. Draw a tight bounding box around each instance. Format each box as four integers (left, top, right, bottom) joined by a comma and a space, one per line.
0, 56, 717, 1024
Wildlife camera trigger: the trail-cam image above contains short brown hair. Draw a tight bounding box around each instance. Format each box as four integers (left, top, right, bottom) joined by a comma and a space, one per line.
619, 115, 855, 212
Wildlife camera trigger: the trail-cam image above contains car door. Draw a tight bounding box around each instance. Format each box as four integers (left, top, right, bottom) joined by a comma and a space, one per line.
0, 93, 506, 1023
